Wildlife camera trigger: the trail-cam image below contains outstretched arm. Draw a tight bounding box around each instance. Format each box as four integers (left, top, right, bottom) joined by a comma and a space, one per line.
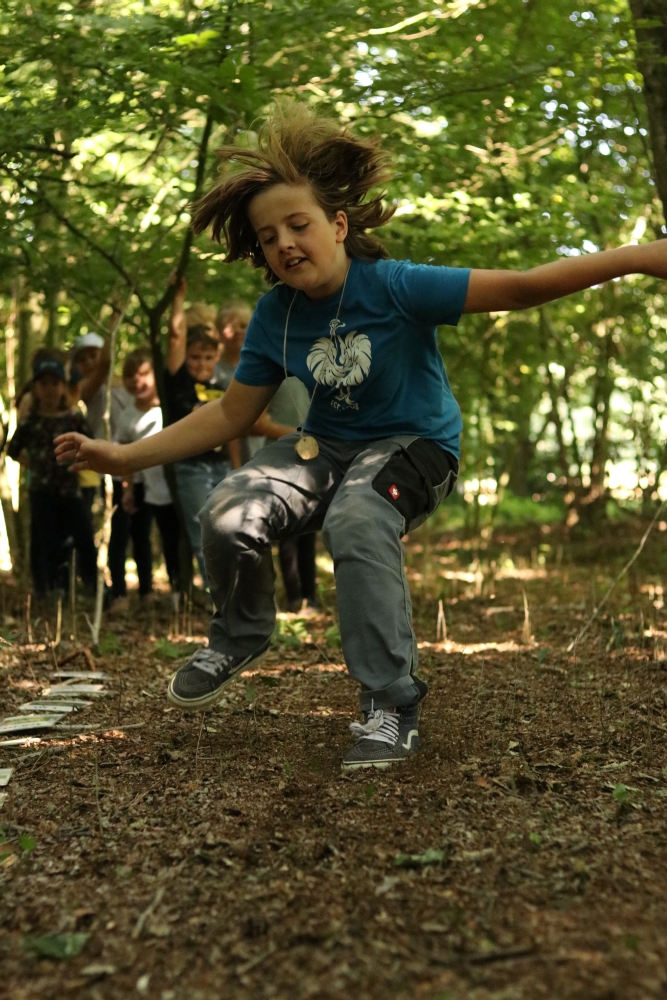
166, 274, 188, 375
79, 303, 119, 403
463, 240, 667, 314
54, 379, 279, 475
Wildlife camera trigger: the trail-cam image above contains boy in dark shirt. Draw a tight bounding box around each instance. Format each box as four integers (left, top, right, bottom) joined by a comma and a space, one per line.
165, 283, 236, 584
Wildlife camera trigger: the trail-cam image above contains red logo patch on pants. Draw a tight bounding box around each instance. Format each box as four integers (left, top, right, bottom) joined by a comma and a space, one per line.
388, 484, 400, 500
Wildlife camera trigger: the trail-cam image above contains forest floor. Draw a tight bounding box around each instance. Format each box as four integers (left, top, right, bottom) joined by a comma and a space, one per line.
1, 517, 667, 1000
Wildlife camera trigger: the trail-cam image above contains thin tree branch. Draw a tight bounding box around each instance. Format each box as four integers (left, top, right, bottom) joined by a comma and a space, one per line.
36, 192, 150, 313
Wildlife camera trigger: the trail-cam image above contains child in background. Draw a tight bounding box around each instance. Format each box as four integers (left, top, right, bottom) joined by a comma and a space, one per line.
166, 278, 239, 584
67, 363, 102, 522
107, 366, 153, 609
115, 348, 180, 599
56, 103, 667, 771
215, 301, 297, 461
8, 357, 97, 597
71, 331, 110, 439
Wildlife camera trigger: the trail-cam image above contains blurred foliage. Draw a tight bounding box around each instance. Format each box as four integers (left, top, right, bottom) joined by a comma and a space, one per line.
1, 0, 666, 517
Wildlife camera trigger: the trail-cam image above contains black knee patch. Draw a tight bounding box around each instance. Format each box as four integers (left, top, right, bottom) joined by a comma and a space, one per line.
372, 439, 458, 530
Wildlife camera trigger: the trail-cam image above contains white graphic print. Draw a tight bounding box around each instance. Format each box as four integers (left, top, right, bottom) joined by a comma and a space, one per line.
306, 319, 372, 411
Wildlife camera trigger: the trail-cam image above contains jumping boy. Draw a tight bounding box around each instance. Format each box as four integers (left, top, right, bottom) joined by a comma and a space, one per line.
55, 103, 667, 771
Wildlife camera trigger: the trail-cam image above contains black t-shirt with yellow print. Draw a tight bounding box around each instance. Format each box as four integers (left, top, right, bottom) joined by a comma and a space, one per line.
163, 363, 231, 463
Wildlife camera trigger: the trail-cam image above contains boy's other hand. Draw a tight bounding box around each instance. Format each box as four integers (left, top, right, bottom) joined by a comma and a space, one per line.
54, 433, 124, 474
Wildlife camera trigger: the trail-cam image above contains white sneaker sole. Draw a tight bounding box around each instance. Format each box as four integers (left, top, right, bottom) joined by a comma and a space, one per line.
166, 647, 268, 711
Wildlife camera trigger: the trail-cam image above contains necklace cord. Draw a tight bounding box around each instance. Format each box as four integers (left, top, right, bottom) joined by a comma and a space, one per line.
281, 261, 351, 441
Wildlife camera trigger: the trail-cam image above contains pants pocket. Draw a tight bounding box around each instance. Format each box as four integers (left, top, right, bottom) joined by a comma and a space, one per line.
372, 439, 458, 531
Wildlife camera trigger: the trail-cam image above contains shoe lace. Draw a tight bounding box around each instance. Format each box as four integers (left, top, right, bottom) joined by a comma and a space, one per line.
190, 647, 227, 677
349, 708, 399, 746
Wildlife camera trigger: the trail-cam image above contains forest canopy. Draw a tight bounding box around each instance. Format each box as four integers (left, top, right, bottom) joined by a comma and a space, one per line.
1, 0, 666, 523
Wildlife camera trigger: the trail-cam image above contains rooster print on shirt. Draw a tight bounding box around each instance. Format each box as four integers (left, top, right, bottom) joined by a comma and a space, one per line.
306, 319, 372, 411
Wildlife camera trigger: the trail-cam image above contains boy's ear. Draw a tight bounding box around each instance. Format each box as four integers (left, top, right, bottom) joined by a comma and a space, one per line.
334, 210, 348, 243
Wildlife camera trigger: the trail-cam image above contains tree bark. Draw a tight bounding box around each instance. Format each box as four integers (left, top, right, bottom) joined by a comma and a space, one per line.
629, 0, 667, 224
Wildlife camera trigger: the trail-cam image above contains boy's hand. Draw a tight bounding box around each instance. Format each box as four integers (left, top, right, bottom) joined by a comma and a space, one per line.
54, 433, 124, 474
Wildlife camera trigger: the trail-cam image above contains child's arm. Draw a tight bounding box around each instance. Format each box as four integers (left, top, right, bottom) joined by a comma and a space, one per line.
463, 241, 667, 314
17, 391, 33, 420
54, 379, 279, 476
6, 423, 27, 463
228, 438, 243, 469
166, 275, 187, 376
79, 309, 117, 403
250, 412, 296, 440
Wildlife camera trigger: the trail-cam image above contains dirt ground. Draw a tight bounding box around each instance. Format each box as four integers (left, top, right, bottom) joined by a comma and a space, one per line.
1, 520, 667, 1000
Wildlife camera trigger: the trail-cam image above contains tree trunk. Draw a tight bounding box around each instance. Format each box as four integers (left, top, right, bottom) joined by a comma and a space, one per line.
629, 0, 667, 224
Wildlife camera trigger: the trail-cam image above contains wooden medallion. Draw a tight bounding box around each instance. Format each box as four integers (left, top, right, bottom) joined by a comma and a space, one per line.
295, 435, 319, 460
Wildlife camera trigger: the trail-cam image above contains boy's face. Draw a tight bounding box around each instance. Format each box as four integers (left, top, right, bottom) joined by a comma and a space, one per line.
248, 183, 349, 299
186, 342, 220, 383
128, 361, 156, 404
220, 318, 247, 350
73, 346, 101, 377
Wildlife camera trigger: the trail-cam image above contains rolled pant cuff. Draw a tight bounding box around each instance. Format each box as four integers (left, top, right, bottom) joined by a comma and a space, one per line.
359, 675, 428, 712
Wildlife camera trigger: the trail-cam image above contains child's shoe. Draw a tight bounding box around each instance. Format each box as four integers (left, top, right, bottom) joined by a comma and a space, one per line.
167, 641, 270, 710
341, 704, 420, 771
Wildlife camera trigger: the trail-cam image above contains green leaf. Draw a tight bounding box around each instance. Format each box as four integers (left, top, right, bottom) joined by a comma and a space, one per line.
395, 847, 446, 868
24, 933, 89, 959
175, 29, 220, 48
273, 617, 308, 647
99, 633, 122, 655
325, 625, 341, 648
19, 835, 36, 853
613, 783, 629, 803
529, 832, 542, 847
245, 683, 256, 703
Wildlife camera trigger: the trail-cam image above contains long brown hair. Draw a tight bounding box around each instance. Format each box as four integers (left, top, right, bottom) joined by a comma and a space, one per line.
192, 102, 395, 284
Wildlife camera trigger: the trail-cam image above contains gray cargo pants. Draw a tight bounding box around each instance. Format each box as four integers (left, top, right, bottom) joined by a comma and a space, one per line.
199, 433, 457, 711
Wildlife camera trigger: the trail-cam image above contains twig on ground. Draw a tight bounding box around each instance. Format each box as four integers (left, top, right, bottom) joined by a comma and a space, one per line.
236, 943, 276, 976
57, 647, 97, 669
566, 500, 667, 654
132, 887, 165, 940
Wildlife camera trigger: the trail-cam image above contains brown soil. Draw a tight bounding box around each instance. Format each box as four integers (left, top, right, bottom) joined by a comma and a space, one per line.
1, 524, 667, 1000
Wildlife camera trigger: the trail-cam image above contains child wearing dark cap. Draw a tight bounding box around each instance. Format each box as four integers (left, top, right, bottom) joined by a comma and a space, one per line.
7, 357, 98, 597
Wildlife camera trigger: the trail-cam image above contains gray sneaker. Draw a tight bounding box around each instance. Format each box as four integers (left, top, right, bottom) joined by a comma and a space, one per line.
167, 641, 269, 711
341, 704, 420, 771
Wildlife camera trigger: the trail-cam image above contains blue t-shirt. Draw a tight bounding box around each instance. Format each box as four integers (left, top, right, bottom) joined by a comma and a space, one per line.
234, 257, 470, 459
